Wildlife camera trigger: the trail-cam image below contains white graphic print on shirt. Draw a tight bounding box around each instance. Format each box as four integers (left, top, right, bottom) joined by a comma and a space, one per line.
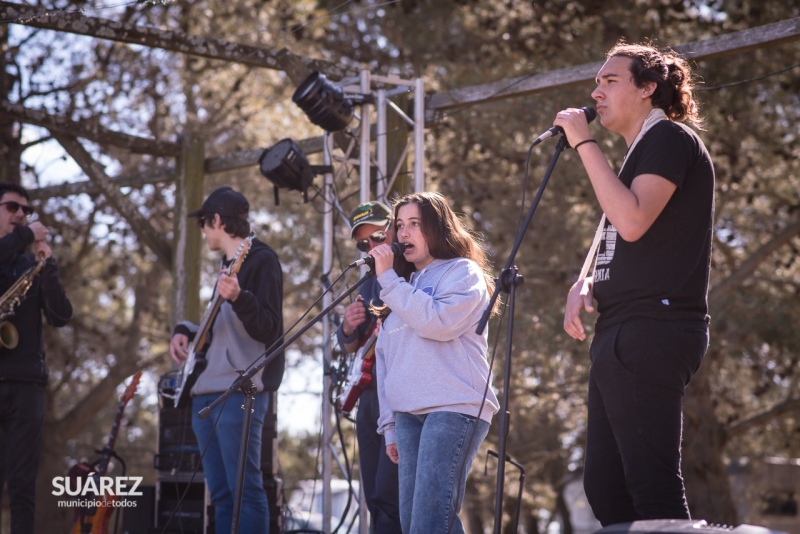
594, 224, 617, 283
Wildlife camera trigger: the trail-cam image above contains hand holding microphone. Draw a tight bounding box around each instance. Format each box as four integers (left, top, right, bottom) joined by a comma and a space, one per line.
550, 106, 597, 148
350, 242, 407, 274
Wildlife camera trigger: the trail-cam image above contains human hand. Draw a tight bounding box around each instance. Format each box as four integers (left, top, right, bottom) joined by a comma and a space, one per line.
169, 333, 190, 365
386, 443, 399, 464
369, 244, 395, 276
28, 221, 49, 242
33, 240, 51, 259
553, 107, 594, 149
563, 277, 595, 341
217, 272, 241, 302
342, 295, 367, 336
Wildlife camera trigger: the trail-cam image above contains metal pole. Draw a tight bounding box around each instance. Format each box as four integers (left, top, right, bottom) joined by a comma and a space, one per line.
360, 69, 372, 203
322, 133, 334, 533
414, 77, 425, 192
376, 88, 387, 201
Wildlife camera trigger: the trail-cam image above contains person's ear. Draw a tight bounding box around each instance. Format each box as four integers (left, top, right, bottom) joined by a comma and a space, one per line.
642, 82, 656, 99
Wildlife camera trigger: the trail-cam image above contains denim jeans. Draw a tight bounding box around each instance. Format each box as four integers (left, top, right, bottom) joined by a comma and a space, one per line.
395, 411, 490, 534
192, 391, 270, 534
584, 318, 707, 526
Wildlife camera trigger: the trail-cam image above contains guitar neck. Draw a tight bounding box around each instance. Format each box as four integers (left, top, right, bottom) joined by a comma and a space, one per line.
96, 402, 126, 477
192, 290, 224, 351
95, 372, 141, 477
192, 235, 252, 351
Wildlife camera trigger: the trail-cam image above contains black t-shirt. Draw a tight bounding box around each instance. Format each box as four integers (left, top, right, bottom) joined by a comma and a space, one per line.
593, 120, 714, 329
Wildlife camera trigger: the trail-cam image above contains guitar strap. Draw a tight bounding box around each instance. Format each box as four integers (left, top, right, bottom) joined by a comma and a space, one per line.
576, 108, 668, 284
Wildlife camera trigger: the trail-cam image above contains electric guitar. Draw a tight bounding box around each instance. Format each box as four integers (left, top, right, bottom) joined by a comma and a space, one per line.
71, 371, 142, 534
171, 234, 253, 409
338, 333, 377, 414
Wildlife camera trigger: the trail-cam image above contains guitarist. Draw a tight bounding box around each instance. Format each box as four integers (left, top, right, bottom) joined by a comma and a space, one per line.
336, 201, 401, 534
169, 186, 284, 533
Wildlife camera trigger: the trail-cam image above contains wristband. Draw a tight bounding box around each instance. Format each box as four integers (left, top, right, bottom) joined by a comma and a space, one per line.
574, 138, 597, 150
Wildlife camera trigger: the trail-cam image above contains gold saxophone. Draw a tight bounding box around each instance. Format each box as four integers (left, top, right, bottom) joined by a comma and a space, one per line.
0, 256, 46, 349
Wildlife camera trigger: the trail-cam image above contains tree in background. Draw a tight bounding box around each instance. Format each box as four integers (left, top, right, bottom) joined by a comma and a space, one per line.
1, 0, 798, 531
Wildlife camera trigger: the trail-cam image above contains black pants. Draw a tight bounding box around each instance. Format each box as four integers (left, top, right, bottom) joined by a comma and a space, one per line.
584, 318, 707, 526
356, 387, 402, 534
0, 381, 45, 534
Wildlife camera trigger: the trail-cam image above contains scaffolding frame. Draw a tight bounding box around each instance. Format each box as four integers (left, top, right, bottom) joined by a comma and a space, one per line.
317, 69, 425, 533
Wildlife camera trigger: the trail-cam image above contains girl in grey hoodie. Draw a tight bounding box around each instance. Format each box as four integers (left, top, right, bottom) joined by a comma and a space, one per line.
369, 192, 499, 534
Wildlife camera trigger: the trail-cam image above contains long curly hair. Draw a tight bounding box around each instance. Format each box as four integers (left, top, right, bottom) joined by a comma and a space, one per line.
608, 40, 704, 129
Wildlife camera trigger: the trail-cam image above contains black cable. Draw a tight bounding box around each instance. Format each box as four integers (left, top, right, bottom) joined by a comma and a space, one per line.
697, 63, 800, 91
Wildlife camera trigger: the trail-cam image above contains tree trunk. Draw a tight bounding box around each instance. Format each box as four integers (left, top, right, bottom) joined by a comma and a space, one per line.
0, 25, 22, 184
682, 352, 739, 524
35, 413, 78, 533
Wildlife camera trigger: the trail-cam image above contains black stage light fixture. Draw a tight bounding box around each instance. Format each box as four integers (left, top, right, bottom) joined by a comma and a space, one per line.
259, 139, 332, 205
292, 71, 355, 132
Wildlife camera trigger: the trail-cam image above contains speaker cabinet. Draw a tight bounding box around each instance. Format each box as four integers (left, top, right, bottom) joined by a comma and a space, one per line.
157, 374, 282, 533
155, 474, 213, 534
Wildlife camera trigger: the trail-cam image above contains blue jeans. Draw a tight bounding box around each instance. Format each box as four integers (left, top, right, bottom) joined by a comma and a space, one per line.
395, 411, 490, 534
192, 391, 270, 534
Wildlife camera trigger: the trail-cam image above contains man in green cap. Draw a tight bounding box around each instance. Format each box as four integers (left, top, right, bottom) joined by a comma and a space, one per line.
337, 200, 401, 533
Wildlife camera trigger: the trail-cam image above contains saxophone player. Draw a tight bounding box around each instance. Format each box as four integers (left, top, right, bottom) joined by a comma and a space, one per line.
0, 182, 72, 534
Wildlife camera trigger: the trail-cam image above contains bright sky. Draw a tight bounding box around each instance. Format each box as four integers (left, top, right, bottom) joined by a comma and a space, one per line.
279, 351, 326, 435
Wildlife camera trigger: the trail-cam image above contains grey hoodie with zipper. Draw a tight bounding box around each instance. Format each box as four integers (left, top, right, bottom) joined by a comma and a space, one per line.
375, 257, 499, 446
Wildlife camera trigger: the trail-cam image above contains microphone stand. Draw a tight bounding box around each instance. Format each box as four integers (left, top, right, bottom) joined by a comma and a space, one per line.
198, 268, 375, 533
487, 450, 525, 534
476, 134, 569, 534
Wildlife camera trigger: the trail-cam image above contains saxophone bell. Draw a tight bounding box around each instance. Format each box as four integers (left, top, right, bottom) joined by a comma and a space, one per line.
0, 321, 18, 349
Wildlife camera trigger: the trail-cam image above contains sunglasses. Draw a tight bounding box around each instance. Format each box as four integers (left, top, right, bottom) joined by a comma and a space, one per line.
0, 201, 34, 217
355, 229, 388, 252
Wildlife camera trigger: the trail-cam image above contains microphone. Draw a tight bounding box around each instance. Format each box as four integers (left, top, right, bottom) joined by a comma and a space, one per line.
350, 242, 408, 268
532, 106, 597, 147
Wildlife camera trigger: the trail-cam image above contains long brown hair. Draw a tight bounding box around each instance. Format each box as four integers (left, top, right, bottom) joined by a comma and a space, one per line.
608, 40, 703, 129
391, 191, 496, 301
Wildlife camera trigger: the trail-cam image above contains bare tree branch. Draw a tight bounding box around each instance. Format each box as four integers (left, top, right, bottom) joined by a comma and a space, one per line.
54, 134, 173, 269
0, 101, 180, 156
0, 1, 356, 84
426, 17, 800, 113
727, 395, 800, 438
709, 218, 800, 308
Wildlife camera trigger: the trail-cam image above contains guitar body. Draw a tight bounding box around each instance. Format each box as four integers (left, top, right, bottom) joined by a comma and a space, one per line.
71, 500, 114, 534
172, 347, 208, 409
338, 335, 377, 414
170, 234, 253, 408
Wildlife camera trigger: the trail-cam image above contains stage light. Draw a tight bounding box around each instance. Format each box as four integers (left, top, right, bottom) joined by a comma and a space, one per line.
292, 72, 354, 132
259, 139, 333, 205
259, 139, 316, 205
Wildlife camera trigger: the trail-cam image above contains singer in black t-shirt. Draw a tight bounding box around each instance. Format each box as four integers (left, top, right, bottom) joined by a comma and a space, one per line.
555, 41, 714, 525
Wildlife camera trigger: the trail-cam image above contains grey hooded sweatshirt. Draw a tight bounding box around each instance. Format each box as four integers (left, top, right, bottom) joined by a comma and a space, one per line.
375, 257, 499, 446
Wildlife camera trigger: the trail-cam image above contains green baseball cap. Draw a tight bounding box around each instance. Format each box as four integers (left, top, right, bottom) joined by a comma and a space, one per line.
348, 201, 392, 238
